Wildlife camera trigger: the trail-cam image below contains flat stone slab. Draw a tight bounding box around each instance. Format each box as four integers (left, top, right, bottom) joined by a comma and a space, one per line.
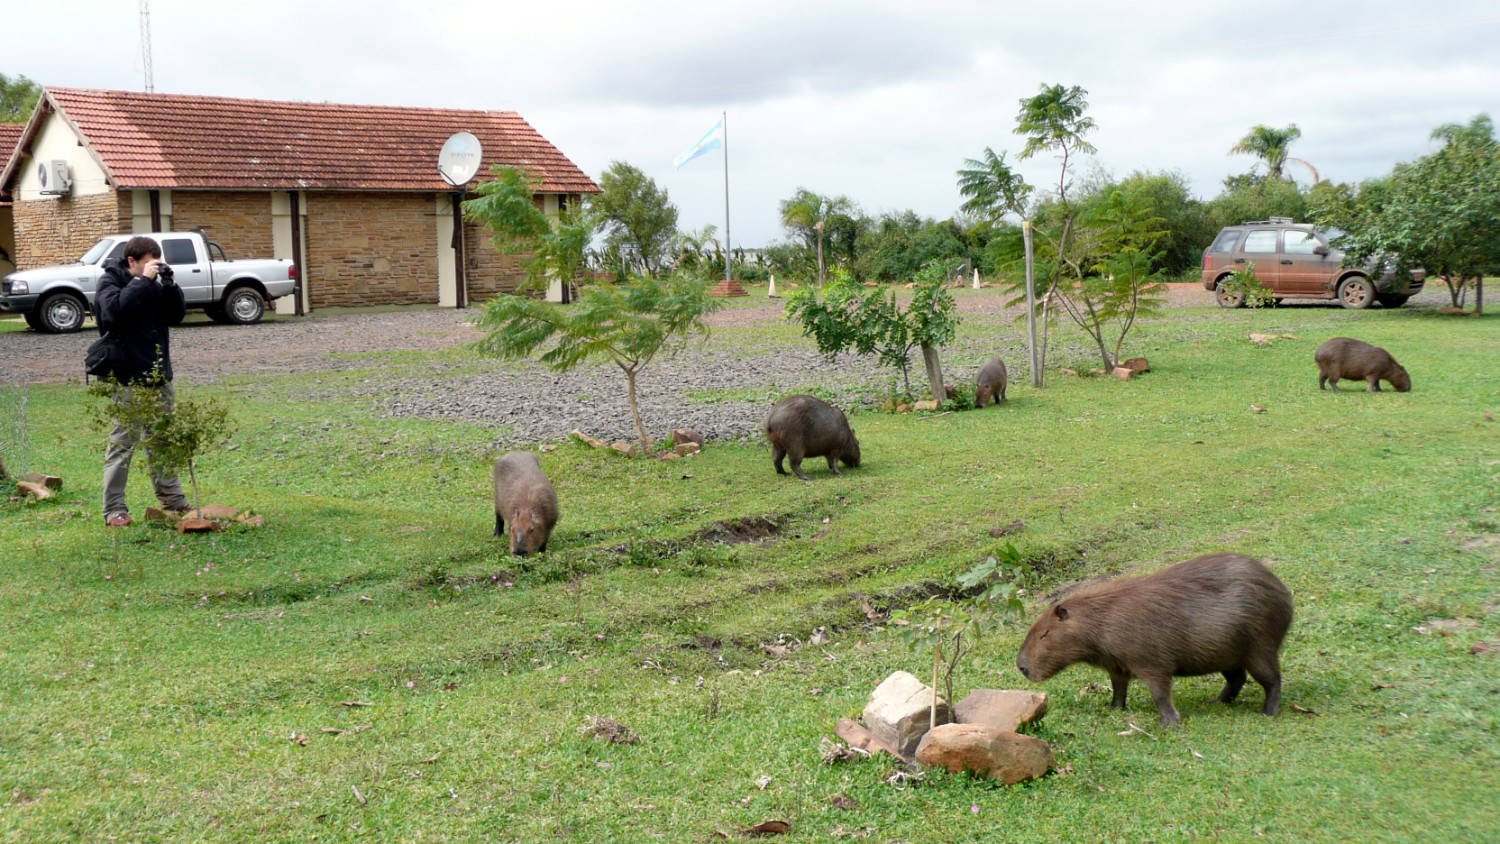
954, 689, 1048, 732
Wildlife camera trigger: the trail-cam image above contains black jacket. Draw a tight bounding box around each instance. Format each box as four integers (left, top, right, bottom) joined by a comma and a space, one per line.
94, 258, 186, 384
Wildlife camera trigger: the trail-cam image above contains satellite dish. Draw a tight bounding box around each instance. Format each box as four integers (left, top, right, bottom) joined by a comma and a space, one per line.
438, 132, 483, 187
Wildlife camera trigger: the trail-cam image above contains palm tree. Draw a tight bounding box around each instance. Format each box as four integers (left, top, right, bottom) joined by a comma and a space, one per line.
778, 189, 856, 285
1229, 124, 1320, 183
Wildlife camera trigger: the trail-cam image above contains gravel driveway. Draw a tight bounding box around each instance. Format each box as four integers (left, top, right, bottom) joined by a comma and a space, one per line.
2, 285, 1461, 445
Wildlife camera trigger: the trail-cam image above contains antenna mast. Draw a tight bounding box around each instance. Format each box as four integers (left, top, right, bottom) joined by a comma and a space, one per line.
140, 0, 154, 93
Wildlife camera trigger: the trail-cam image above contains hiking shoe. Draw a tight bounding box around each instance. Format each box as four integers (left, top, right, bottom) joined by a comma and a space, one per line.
105, 513, 133, 528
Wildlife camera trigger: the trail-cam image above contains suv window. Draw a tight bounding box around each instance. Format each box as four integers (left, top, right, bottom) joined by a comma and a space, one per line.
1210, 230, 1242, 252
1243, 230, 1278, 253
106, 242, 129, 263
1283, 231, 1320, 254
161, 238, 197, 265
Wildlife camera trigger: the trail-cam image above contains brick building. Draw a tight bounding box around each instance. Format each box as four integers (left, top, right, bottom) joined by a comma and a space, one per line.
0, 88, 598, 312
0, 123, 22, 277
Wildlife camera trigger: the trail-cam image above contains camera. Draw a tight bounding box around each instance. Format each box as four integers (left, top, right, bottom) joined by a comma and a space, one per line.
155, 262, 175, 285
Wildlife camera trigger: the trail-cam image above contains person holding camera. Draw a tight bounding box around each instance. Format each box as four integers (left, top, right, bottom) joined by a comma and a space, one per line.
95, 236, 190, 527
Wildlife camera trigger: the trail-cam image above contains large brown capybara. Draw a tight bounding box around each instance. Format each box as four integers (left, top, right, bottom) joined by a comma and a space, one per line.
493, 451, 559, 557
1016, 553, 1293, 727
975, 357, 1008, 407
1315, 337, 1411, 393
764, 394, 861, 481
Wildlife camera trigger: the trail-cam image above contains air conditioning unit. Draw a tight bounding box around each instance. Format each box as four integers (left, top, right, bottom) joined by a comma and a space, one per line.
36, 160, 71, 195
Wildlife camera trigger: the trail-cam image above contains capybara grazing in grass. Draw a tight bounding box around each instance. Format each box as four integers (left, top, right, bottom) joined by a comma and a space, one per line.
493, 451, 559, 557
764, 395, 861, 481
975, 357, 1008, 407
1315, 337, 1410, 393
1016, 553, 1293, 727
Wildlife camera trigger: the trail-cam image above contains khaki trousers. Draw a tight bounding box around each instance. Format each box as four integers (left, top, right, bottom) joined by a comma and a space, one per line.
102, 382, 189, 519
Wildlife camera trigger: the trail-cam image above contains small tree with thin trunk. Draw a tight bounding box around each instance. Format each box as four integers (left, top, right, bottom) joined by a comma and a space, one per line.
86, 370, 237, 517
473, 273, 721, 453
786, 262, 960, 402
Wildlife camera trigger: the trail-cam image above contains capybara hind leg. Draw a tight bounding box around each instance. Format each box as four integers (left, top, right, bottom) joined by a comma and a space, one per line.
1141, 673, 1181, 727
826, 455, 842, 476
772, 447, 788, 476
494, 513, 504, 538
1216, 668, 1248, 704
999, 383, 1006, 402
790, 458, 811, 482
1248, 655, 1282, 716
1109, 672, 1130, 709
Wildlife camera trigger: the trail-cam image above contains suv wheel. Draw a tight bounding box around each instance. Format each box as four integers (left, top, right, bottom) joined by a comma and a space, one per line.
222, 287, 266, 325
37, 292, 88, 333
1337, 277, 1375, 310
1215, 279, 1246, 309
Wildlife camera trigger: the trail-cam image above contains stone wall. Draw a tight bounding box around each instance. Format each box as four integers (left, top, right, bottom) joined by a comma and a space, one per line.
170, 191, 275, 260
463, 219, 530, 302
11, 190, 127, 269
305, 192, 438, 308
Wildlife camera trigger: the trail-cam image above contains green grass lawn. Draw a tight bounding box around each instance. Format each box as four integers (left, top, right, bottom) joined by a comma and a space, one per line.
1, 302, 1497, 842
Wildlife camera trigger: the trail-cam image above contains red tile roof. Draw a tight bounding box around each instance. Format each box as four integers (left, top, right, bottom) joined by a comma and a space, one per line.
0, 123, 23, 203
4, 88, 597, 194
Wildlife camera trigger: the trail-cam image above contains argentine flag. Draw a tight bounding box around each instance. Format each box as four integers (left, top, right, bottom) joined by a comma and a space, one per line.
674, 119, 724, 170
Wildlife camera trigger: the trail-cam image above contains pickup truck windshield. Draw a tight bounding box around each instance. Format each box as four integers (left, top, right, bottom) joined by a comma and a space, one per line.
80, 239, 113, 265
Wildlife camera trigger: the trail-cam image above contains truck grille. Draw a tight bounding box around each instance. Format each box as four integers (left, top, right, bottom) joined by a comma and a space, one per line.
1, 280, 10, 295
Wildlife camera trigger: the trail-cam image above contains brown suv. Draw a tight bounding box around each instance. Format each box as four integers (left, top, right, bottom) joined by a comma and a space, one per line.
1200, 219, 1425, 309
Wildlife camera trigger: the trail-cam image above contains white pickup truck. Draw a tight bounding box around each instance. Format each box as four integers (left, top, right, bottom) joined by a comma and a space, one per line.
0, 231, 297, 333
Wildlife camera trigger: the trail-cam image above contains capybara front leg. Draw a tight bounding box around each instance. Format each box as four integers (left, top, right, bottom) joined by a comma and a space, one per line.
773, 447, 788, 476
1368, 377, 1381, 392
1318, 374, 1328, 390
826, 455, 842, 476
790, 458, 812, 482
1141, 673, 1181, 727
1216, 668, 1247, 704
494, 513, 504, 538
1109, 673, 1130, 709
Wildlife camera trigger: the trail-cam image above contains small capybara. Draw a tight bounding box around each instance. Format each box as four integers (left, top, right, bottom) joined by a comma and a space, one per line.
1315, 337, 1410, 393
1016, 553, 1293, 727
493, 451, 559, 557
975, 357, 1008, 407
764, 394, 861, 481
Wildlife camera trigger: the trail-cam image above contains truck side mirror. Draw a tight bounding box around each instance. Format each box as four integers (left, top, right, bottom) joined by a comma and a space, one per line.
1313, 244, 1329, 256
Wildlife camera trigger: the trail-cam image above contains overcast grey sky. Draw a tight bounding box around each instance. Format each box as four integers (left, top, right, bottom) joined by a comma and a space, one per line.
8, 1, 1499, 248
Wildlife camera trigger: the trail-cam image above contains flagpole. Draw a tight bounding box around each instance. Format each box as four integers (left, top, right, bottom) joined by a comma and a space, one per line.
722, 110, 731, 283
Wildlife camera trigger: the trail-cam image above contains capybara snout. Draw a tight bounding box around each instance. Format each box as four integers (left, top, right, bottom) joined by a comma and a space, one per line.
493, 451, 559, 557
764, 395, 861, 481
1016, 553, 1293, 728
1315, 337, 1410, 393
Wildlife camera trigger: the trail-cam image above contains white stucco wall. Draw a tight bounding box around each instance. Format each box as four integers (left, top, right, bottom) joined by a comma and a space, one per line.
271, 191, 307, 315
436, 194, 457, 308
13, 112, 110, 201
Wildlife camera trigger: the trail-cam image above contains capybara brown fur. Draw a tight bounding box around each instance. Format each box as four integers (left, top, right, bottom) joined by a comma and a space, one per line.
1315, 337, 1410, 393
764, 394, 861, 481
493, 451, 559, 557
975, 357, 1008, 407
1016, 553, 1293, 727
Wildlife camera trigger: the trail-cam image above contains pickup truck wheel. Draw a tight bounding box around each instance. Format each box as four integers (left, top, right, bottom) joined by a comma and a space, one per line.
37, 292, 88, 333
1215, 279, 1245, 309
222, 287, 265, 325
23, 310, 43, 331
1338, 276, 1375, 310
205, 304, 231, 324
1376, 294, 1411, 308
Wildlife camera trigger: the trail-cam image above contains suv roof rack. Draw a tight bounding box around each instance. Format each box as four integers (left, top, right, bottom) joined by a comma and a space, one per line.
1240, 217, 1299, 226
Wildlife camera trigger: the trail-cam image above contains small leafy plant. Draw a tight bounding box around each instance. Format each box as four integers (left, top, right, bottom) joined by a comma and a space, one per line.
1220, 260, 1276, 309
87, 368, 237, 517
890, 545, 1029, 724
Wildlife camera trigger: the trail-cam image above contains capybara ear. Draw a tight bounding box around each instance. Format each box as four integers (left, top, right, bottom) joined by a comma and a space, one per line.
1053, 605, 1070, 622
